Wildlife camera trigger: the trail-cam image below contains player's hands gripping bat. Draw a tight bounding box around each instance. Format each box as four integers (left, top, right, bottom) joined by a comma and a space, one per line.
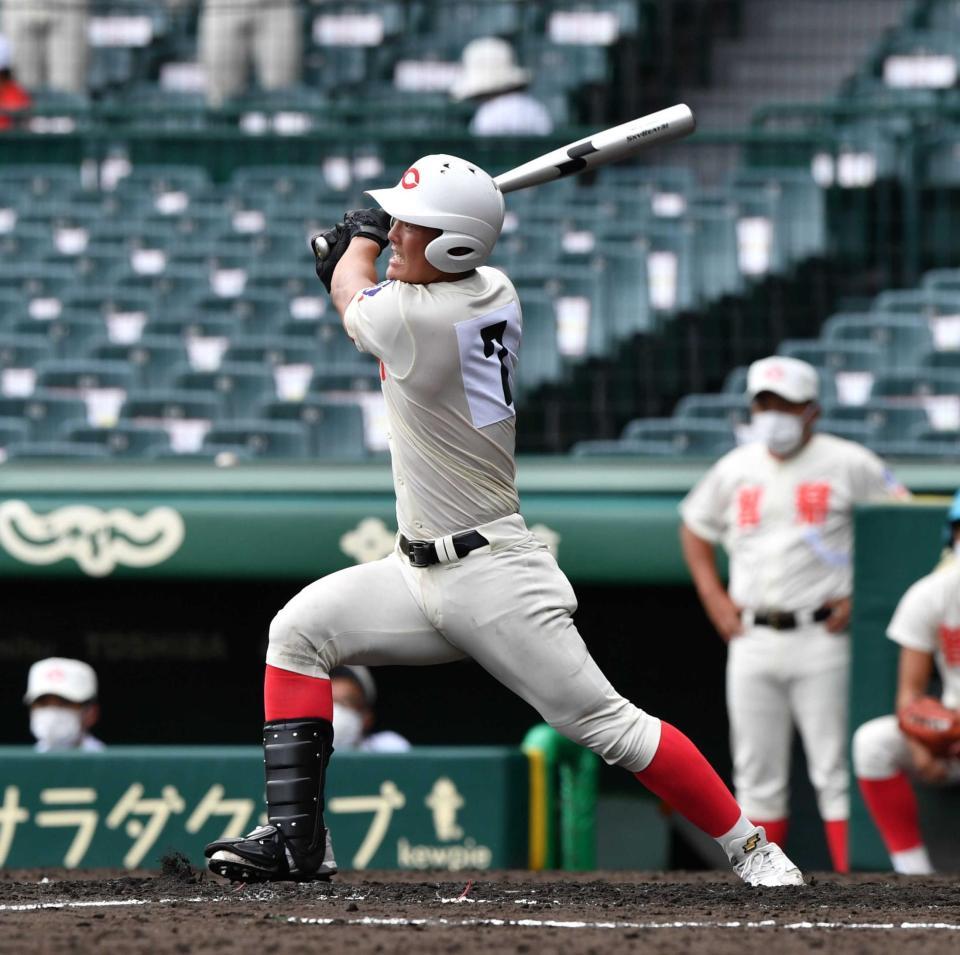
310, 208, 391, 293
897, 696, 960, 757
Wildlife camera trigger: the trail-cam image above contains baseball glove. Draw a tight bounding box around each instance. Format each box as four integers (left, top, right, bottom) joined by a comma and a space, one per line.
897, 696, 960, 757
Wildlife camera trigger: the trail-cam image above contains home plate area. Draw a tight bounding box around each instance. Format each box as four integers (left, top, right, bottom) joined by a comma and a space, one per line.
2, 859, 960, 955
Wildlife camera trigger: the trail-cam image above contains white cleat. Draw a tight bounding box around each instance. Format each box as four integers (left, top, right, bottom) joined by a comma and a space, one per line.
730, 827, 805, 887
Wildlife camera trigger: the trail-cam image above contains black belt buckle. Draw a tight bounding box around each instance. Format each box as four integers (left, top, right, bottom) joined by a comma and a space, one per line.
765, 610, 796, 631
406, 539, 437, 568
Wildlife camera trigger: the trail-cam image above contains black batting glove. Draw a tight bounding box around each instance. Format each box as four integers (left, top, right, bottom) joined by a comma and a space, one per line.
343, 208, 391, 253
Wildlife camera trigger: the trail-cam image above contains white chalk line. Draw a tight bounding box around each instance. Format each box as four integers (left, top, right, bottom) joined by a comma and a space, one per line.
3, 897, 960, 933
290, 916, 960, 932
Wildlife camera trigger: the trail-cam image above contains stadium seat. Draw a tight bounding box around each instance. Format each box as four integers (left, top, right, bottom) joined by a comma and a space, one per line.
65, 424, 172, 458
174, 364, 276, 418
262, 398, 368, 458
870, 368, 960, 398
816, 417, 878, 444
34, 359, 134, 393
201, 420, 310, 459
0, 417, 30, 454
4, 442, 111, 460
0, 393, 89, 441
821, 313, 934, 368
90, 337, 187, 390
619, 418, 737, 455
673, 393, 750, 428
9, 313, 107, 359
570, 438, 678, 457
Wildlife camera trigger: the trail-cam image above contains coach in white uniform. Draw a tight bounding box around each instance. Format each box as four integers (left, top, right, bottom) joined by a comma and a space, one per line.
205, 157, 804, 887
853, 495, 960, 874
680, 356, 905, 872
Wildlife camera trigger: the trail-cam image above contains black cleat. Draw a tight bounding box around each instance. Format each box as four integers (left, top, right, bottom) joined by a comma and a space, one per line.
205, 824, 337, 883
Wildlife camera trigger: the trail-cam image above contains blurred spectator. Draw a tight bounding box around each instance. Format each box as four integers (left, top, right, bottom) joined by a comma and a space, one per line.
199, 0, 302, 107
331, 665, 410, 753
24, 657, 104, 752
2, 0, 88, 93
0, 34, 30, 129
451, 36, 553, 137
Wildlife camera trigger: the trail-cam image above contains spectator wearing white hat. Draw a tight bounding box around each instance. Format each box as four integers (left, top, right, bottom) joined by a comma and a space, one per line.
1, 1, 88, 93
24, 658, 104, 752
451, 37, 554, 137
330, 665, 410, 753
679, 355, 907, 873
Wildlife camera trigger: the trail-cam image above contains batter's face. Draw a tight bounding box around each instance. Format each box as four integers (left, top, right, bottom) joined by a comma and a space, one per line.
386, 219, 448, 284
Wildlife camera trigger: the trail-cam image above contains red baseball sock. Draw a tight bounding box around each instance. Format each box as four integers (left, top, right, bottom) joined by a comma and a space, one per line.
857, 773, 924, 853
752, 818, 789, 849
634, 721, 741, 838
264, 664, 332, 722
824, 818, 849, 872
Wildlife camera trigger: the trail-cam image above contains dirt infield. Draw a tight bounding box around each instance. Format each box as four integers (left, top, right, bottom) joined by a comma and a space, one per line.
2, 859, 959, 955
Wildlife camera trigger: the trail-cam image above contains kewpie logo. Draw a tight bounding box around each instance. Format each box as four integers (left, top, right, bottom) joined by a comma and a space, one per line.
401, 167, 420, 189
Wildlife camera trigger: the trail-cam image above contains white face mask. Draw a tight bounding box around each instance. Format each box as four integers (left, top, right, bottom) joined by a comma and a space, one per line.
751, 410, 806, 456
30, 706, 84, 749
332, 704, 365, 750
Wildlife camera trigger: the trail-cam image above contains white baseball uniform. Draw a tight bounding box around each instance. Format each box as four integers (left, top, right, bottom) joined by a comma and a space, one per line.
853, 559, 960, 783
267, 268, 661, 773
680, 433, 902, 821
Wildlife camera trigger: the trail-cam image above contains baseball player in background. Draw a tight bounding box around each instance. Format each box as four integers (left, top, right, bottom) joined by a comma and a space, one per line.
852, 492, 960, 874
680, 356, 907, 872
205, 155, 803, 887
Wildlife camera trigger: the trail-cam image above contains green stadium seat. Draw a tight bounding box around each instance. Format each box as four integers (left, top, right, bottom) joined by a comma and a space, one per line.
816, 417, 878, 444
262, 398, 368, 458
862, 401, 932, 441
570, 438, 680, 457
309, 364, 382, 394
4, 441, 111, 461
0, 393, 88, 441
911, 427, 960, 458
10, 313, 109, 359
822, 313, 935, 368
0, 166, 81, 200
0, 334, 53, 370
921, 349, 960, 370
65, 424, 172, 458
673, 393, 750, 428
514, 290, 562, 392
778, 339, 884, 372
89, 337, 188, 391
873, 289, 960, 317
619, 418, 737, 455
870, 368, 960, 398
0, 417, 30, 452
224, 337, 319, 367
115, 165, 213, 197
34, 359, 134, 393
921, 269, 960, 294
174, 364, 276, 417
202, 419, 310, 459
121, 389, 224, 422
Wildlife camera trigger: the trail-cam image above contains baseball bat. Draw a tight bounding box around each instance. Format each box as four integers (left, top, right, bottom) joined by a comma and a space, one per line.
493, 103, 695, 194
310, 104, 695, 259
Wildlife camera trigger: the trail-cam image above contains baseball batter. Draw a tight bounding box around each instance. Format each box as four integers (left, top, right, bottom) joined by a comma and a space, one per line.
680, 356, 906, 872
205, 155, 803, 886
852, 492, 960, 874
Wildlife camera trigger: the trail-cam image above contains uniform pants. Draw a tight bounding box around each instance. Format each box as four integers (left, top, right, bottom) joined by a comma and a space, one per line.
199, 0, 301, 106
726, 624, 850, 821
853, 714, 960, 783
267, 513, 662, 773
3, 0, 88, 93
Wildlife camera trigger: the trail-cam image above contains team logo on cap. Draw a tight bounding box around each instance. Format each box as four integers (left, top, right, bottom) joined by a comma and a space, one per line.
401, 167, 420, 189
764, 364, 785, 380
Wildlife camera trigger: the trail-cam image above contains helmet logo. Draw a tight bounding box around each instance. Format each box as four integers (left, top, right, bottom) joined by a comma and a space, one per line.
401, 167, 420, 189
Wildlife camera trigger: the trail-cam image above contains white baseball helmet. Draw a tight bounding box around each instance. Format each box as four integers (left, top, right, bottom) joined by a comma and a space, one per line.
366, 154, 505, 273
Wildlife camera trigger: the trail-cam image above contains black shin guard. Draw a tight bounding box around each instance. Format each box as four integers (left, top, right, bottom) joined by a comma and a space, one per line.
263, 718, 334, 870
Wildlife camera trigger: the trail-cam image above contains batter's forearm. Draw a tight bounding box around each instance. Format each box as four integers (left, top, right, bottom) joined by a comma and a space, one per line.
680, 523, 726, 601
896, 647, 935, 710
331, 238, 381, 320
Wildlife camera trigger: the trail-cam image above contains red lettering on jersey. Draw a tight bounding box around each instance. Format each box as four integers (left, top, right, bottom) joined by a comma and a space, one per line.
401, 167, 420, 189
796, 482, 831, 525
737, 486, 763, 528
939, 625, 960, 666
379, 360, 386, 381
